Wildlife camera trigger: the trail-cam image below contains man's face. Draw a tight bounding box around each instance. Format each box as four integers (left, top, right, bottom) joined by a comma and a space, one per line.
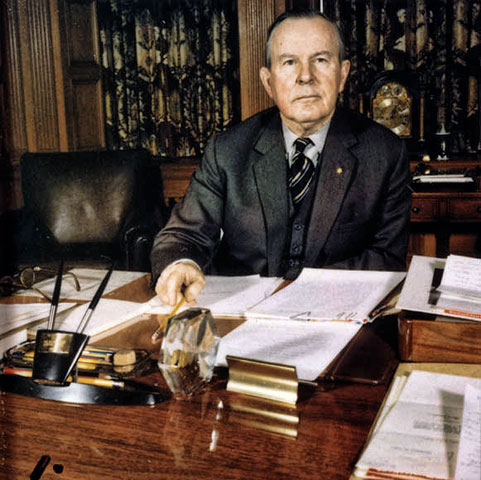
260, 17, 350, 136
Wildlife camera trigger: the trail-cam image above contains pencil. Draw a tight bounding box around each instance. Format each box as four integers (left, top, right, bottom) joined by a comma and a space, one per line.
151, 297, 186, 343
2, 367, 124, 389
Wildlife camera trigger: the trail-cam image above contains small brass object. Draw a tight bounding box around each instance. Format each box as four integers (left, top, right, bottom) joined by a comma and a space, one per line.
226, 355, 299, 405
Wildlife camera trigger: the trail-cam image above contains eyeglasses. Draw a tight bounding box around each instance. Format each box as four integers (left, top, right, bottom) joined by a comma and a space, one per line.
0, 266, 81, 302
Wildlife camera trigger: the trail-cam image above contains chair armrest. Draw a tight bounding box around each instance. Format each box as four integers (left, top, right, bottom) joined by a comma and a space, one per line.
122, 223, 157, 272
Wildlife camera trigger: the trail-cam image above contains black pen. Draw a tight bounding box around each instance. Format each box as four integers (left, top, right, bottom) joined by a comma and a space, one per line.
47, 259, 64, 330
76, 264, 114, 334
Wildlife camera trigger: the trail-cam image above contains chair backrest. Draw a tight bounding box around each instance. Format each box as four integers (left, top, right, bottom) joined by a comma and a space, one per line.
19, 150, 162, 267
21, 150, 151, 242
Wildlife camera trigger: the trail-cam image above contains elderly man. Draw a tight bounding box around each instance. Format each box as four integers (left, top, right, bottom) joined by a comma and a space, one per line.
151, 9, 412, 306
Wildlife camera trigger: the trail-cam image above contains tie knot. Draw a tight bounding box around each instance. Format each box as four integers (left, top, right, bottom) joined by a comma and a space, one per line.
294, 137, 311, 154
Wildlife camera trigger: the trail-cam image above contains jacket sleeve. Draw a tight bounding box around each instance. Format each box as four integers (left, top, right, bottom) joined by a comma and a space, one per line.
150, 137, 224, 282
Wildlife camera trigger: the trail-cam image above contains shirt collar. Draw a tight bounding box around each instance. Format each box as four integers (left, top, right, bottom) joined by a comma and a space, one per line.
282, 122, 331, 165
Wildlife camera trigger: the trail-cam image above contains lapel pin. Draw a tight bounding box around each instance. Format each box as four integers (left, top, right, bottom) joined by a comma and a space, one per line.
336, 167, 343, 175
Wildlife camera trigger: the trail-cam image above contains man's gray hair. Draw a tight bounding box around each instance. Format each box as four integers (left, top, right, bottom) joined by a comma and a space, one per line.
265, 10, 346, 68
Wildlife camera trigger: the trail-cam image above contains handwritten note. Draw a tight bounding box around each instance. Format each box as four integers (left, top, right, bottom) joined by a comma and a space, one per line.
439, 254, 481, 298
355, 371, 481, 480
455, 384, 481, 480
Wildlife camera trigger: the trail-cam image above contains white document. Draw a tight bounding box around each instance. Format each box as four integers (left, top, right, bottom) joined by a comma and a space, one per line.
55, 299, 149, 337
147, 275, 283, 317
355, 371, 481, 480
438, 254, 481, 299
18, 269, 147, 301
215, 318, 361, 381
455, 384, 481, 480
397, 255, 481, 322
412, 174, 474, 184
0, 302, 76, 354
246, 268, 405, 323
1, 302, 76, 333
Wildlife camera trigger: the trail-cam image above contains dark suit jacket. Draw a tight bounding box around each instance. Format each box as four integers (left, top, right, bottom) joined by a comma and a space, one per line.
151, 107, 412, 279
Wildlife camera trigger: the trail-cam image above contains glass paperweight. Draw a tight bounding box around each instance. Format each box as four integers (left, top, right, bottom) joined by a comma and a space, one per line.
158, 308, 220, 397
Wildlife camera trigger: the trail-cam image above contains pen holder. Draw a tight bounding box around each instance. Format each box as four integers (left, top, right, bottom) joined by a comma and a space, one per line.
32, 329, 89, 386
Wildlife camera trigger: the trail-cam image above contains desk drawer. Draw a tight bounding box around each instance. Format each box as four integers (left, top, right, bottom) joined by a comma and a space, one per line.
410, 198, 439, 221
448, 199, 481, 221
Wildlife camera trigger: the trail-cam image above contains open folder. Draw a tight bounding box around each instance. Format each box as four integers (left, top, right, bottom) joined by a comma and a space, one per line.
397, 255, 481, 322
245, 268, 406, 322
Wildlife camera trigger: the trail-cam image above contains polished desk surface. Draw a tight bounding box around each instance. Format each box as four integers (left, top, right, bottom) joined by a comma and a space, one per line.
1, 274, 393, 479
1, 373, 389, 479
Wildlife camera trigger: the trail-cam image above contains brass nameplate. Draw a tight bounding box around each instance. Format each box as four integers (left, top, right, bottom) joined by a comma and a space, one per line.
226, 355, 299, 405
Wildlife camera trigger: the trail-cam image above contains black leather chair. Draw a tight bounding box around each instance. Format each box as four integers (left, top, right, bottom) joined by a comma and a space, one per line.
1, 150, 165, 274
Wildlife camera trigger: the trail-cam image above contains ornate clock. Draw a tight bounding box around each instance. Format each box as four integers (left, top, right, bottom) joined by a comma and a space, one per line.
368, 71, 424, 157
372, 81, 413, 137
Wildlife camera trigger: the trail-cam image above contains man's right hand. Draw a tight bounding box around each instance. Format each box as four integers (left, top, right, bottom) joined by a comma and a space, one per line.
155, 261, 206, 306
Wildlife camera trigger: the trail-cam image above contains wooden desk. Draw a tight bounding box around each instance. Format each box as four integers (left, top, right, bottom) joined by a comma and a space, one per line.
410, 190, 481, 258
1, 278, 395, 480
409, 156, 481, 258
1, 370, 390, 479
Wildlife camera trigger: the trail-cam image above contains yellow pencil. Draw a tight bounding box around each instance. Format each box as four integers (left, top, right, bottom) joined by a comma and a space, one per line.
2, 367, 124, 389
151, 297, 186, 343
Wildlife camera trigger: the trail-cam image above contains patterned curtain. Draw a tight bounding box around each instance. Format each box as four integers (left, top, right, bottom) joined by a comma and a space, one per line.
97, 0, 239, 157
325, 0, 481, 153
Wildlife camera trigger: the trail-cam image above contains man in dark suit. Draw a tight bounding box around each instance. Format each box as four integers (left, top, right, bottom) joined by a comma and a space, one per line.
151, 10, 412, 306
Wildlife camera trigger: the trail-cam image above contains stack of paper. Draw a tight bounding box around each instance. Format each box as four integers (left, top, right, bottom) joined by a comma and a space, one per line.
246, 268, 405, 322
397, 255, 481, 322
215, 318, 362, 381
354, 370, 481, 480
147, 275, 283, 317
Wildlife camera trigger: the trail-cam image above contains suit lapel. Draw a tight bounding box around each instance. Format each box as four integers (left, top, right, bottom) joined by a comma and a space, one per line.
305, 110, 359, 264
252, 112, 289, 276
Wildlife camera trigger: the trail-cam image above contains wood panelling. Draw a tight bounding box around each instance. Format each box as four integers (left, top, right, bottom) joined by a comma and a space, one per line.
237, 0, 286, 120
2, 0, 104, 164
61, 0, 104, 150
4, 1, 28, 158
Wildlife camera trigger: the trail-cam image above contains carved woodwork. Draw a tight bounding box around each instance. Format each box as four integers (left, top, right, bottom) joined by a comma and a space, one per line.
2, 0, 105, 164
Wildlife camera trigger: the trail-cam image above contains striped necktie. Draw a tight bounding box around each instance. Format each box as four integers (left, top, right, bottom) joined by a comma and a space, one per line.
289, 137, 315, 207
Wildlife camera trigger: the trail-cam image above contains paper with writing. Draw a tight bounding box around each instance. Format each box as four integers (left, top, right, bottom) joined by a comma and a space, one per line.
438, 255, 481, 299
246, 268, 405, 322
147, 275, 283, 317
215, 318, 361, 381
396, 255, 481, 322
355, 371, 481, 480
455, 384, 481, 480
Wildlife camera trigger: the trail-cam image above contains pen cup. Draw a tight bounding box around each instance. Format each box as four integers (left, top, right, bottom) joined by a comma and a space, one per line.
158, 308, 220, 397
32, 329, 89, 386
